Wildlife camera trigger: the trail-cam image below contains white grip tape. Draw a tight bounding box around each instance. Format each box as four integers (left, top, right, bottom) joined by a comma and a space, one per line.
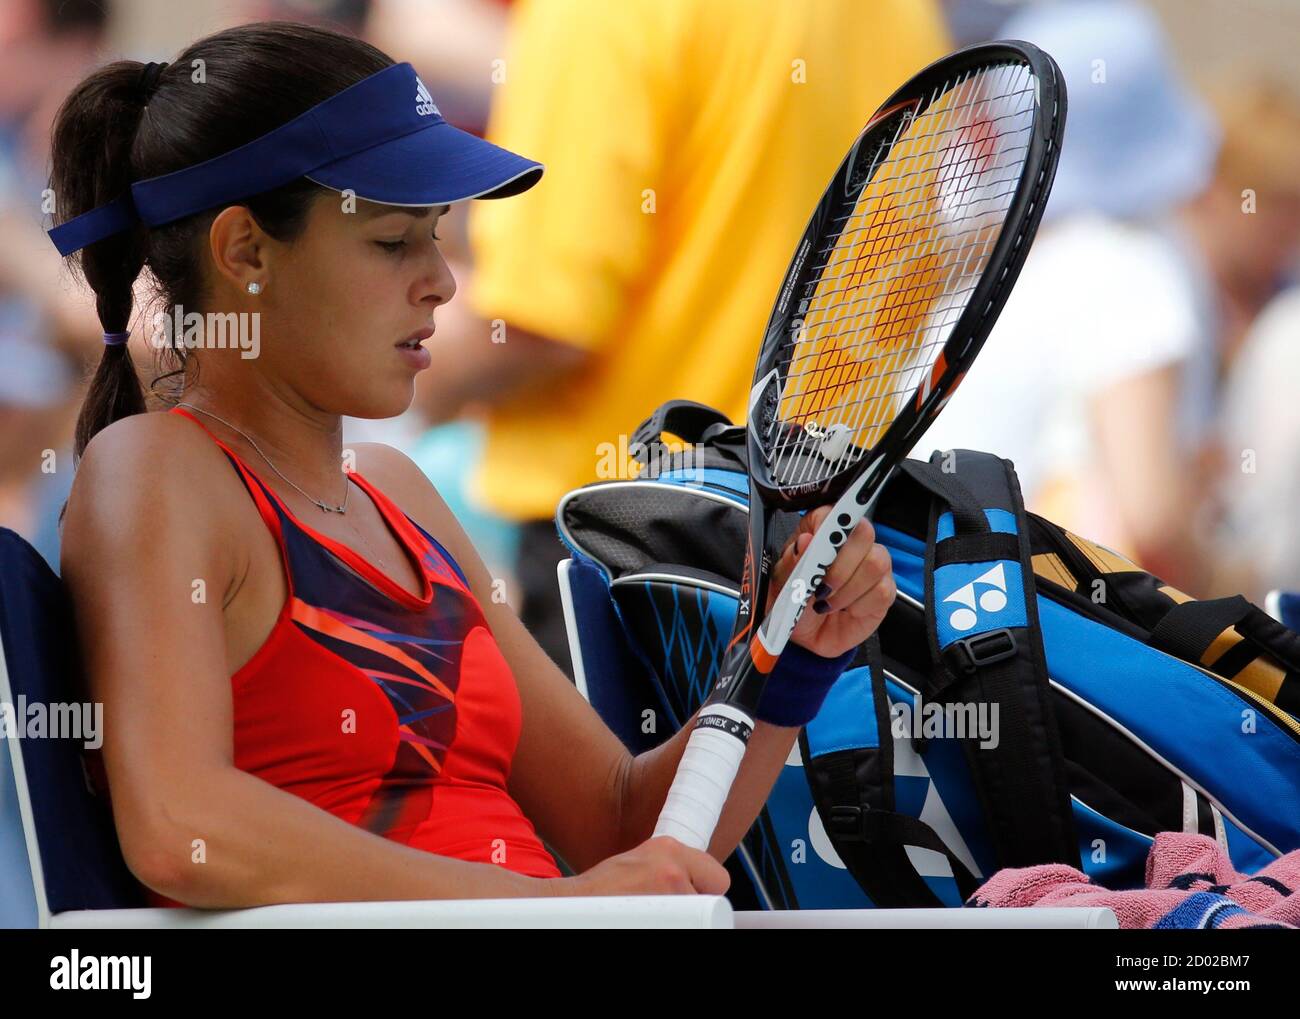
652, 704, 753, 851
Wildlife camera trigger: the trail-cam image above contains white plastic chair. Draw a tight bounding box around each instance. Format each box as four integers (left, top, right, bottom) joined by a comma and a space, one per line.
0, 526, 1113, 929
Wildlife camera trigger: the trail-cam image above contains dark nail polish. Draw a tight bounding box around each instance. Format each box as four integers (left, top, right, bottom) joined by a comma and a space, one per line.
814, 599, 831, 614
813, 580, 833, 600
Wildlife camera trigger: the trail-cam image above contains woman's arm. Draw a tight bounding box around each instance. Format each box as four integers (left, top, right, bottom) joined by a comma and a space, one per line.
61, 417, 552, 907
356, 442, 633, 872
610, 510, 894, 859
1089, 363, 1207, 593
368, 446, 891, 868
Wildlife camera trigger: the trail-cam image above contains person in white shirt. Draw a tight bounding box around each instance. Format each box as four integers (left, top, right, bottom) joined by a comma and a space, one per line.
918, 0, 1220, 592
1216, 288, 1300, 602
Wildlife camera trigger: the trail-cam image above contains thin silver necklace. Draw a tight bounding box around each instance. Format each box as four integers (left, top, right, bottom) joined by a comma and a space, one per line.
175, 401, 351, 514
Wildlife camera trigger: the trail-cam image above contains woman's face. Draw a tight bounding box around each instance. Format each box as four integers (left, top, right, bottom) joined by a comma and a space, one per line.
250, 193, 456, 420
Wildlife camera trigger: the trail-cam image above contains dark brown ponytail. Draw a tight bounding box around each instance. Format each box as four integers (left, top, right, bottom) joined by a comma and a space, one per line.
49, 59, 153, 459
46, 22, 393, 460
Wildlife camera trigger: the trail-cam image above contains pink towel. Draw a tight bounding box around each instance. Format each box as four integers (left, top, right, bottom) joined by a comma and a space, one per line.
968, 833, 1300, 929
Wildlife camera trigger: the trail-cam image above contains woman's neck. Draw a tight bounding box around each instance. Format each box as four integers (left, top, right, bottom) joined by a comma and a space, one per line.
175, 383, 351, 506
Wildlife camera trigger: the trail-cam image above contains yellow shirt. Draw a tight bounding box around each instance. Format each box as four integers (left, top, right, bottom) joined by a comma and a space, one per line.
469, 0, 949, 521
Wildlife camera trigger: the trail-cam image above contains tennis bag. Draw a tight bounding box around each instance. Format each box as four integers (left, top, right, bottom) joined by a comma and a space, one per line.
555, 400, 1300, 909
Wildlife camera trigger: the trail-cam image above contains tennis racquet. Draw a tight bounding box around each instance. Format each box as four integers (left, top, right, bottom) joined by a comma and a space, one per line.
652, 41, 1067, 851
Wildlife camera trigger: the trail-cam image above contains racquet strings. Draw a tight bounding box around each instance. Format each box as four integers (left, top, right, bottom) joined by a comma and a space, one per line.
765, 60, 1039, 491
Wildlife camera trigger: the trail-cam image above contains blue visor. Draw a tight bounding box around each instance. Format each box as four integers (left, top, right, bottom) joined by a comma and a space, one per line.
48, 62, 543, 256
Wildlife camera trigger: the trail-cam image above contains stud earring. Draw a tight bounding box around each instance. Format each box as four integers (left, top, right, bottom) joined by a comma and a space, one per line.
247, 281, 263, 295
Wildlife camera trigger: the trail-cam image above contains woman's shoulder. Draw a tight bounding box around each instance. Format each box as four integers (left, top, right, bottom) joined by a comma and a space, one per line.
349, 441, 443, 516
351, 440, 459, 530
62, 410, 252, 570
73, 409, 237, 499
348, 441, 482, 576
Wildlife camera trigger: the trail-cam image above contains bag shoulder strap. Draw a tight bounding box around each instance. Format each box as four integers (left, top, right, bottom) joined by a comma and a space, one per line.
807, 450, 1079, 904
919, 449, 1080, 871
801, 636, 981, 906
1151, 596, 1300, 717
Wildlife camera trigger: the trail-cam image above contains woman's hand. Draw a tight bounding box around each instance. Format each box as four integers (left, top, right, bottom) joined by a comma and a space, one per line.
547, 836, 731, 897
764, 506, 895, 659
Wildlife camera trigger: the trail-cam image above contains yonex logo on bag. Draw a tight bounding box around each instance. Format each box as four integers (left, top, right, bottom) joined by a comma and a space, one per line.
943, 562, 1008, 632
415, 78, 440, 117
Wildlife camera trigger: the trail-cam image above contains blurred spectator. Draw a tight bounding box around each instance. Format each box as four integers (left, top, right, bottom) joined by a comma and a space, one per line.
1193, 78, 1300, 600
0, 0, 113, 568
413, 0, 950, 675
0, 0, 114, 931
1215, 286, 1300, 602
918, 0, 1225, 594
365, 0, 509, 131
0, 0, 106, 348
941, 0, 1033, 46
1181, 78, 1300, 368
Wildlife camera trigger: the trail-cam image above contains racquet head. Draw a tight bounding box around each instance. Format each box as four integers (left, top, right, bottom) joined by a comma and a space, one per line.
746, 41, 1066, 509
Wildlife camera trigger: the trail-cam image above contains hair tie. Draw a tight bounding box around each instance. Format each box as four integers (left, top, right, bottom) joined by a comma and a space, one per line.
137, 61, 169, 102
103, 332, 130, 346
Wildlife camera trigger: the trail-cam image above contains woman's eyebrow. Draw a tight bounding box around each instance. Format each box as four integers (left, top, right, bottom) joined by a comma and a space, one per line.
366, 204, 452, 221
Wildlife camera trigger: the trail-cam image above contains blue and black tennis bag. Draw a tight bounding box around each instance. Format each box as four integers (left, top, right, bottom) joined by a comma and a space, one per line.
554, 400, 1300, 910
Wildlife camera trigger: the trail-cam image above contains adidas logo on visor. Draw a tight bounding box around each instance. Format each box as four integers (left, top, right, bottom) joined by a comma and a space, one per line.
415, 78, 440, 117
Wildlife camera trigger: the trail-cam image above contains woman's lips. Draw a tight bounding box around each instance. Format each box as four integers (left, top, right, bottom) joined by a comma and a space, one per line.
396, 327, 434, 370
397, 326, 434, 347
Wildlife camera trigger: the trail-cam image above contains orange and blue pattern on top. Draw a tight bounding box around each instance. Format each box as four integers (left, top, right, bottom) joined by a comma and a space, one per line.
147, 408, 562, 906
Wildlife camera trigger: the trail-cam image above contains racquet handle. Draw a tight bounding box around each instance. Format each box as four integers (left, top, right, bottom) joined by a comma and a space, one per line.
652, 703, 753, 850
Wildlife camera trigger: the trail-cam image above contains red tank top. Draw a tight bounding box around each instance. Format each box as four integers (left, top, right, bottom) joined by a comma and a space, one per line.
144, 408, 560, 906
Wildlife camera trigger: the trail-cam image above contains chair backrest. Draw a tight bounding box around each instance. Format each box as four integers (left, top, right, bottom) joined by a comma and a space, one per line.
556, 557, 665, 754
556, 554, 771, 911
0, 528, 144, 923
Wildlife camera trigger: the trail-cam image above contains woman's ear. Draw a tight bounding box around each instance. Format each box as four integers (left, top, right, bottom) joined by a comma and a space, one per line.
208, 205, 269, 298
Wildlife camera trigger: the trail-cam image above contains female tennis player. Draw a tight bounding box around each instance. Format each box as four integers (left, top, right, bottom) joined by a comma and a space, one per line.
49, 22, 894, 908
